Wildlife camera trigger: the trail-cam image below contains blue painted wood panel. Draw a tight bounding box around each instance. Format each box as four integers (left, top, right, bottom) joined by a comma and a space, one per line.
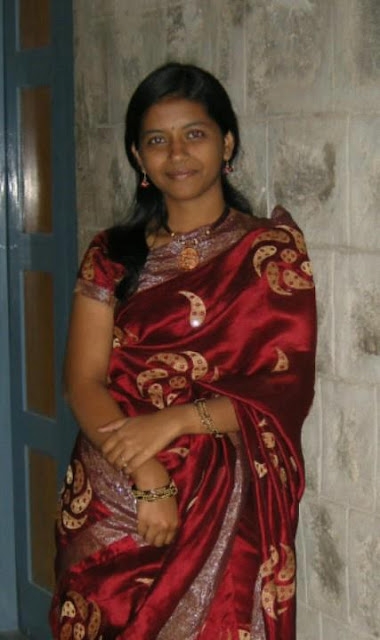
2, 0, 78, 636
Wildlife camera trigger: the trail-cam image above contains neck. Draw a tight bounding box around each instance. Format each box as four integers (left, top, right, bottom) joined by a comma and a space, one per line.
164, 193, 226, 233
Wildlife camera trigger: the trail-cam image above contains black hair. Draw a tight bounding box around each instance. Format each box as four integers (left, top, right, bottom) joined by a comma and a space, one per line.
108, 62, 252, 299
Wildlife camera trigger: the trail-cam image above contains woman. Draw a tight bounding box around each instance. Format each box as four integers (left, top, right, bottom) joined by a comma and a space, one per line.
50, 62, 316, 640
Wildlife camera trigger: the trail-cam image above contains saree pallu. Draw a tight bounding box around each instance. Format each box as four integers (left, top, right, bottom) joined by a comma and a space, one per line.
50, 211, 317, 640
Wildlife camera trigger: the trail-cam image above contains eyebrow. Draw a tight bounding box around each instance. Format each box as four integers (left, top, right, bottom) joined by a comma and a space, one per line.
141, 120, 211, 138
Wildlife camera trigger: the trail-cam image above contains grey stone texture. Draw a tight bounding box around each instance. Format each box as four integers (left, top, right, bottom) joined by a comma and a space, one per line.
301, 499, 348, 620
73, 1, 380, 638
348, 510, 380, 637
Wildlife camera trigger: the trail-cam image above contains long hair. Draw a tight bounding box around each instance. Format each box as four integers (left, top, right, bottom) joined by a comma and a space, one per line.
108, 62, 252, 298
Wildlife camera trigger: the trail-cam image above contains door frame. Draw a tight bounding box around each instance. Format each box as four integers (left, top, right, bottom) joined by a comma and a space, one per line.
0, 0, 18, 630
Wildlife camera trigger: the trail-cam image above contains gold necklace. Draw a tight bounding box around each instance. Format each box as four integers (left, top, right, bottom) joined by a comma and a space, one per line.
163, 206, 230, 271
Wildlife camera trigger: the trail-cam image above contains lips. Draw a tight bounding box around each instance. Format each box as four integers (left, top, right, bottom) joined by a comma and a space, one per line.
166, 169, 197, 180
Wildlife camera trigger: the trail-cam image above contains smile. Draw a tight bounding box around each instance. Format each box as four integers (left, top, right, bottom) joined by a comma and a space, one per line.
166, 170, 197, 180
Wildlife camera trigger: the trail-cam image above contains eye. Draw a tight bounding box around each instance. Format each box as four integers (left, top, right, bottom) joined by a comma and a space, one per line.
187, 129, 205, 140
146, 135, 166, 145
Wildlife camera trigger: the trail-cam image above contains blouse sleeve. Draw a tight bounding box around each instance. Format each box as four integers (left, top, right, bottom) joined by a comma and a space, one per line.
74, 231, 126, 305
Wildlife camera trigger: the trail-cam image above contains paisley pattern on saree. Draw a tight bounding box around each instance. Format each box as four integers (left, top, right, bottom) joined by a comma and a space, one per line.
271, 347, 289, 373
178, 290, 207, 327
251, 227, 315, 297
80, 248, 98, 281
136, 350, 219, 409
59, 591, 102, 640
259, 544, 296, 621
113, 326, 139, 348
57, 460, 93, 534
254, 416, 290, 488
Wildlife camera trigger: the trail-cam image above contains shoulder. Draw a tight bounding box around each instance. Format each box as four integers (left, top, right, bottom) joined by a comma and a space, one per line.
233, 205, 301, 233
245, 206, 314, 296
75, 229, 126, 304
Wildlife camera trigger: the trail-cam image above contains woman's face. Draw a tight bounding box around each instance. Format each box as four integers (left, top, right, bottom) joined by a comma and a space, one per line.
133, 97, 234, 206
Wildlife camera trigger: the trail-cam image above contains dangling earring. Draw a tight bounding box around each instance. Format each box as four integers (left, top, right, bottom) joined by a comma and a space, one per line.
223, 160, 234, 175
140, 170, 150, 188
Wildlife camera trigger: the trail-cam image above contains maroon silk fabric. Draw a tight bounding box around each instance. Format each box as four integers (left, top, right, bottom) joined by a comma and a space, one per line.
50, 209, 316, 640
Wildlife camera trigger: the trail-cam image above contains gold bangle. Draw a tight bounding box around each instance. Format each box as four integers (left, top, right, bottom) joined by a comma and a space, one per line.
131, 478, 178, 502
193, 398, 223, 439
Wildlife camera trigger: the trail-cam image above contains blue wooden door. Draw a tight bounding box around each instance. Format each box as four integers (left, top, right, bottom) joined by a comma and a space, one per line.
4, 1, 77, 636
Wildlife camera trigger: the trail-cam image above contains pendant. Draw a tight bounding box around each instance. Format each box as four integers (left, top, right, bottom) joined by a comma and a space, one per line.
178, 246, 200, 270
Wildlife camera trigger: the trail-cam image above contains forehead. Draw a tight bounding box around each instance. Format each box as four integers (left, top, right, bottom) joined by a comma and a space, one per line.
141, 97, 215, 131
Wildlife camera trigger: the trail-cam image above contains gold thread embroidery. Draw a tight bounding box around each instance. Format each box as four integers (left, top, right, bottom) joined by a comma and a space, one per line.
147, 353, 188, 372
255, 461, 268, 478
262, 580, 277, 619
58, 460, 92, 533
272, 347, 289, 372
60, 592, 101, 640
280, 467, 288, 486
72, 459, 85, 494
262, 432, 276, 449
259, 544, 296, 621
283, 269, 314, 291
182, 350, 209, 379
137, 351, 211, 408
81, 248, 97, 281
260, 546, 279, 577
265, 261, 292, 296
277, 544, 296, 581
137, 369, 168, 397
135, 577, 154, 586
253, 245, 278, 276
277, 225, 307, 254
74, 623, 85, 639
280, 248, 298, 263
251, 229, 291, 249
169, 376, 187, 389
301, 260, 313, 276
251, 226, 314, 297
113, 326, 139, 348
178, 290, 207, 327
61, 601, 76, 618
269, 453, 279, 468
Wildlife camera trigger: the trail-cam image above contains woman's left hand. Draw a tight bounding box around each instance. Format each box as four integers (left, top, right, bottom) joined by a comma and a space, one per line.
99, 409, 184, 473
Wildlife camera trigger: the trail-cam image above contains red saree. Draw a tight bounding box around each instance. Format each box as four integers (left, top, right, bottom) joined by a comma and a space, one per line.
50, 208, 316, 640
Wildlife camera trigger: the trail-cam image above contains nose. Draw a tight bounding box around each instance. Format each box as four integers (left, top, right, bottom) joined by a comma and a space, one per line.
168, 135, 188, 159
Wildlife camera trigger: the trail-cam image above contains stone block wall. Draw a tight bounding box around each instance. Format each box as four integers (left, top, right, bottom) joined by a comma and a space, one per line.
73, 1, 380, 637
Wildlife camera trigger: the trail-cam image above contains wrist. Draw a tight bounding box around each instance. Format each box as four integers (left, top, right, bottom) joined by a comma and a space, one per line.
131, 458, 169, 490
165, 403, 197, 437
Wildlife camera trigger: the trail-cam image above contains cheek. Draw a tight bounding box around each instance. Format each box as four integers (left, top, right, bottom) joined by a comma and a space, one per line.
141, 153, 164, 173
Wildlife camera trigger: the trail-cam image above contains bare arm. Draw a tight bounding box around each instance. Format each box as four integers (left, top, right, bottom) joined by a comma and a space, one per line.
64, 293, 171, 487
64, 293, 124, 445
100, 393, 240, 475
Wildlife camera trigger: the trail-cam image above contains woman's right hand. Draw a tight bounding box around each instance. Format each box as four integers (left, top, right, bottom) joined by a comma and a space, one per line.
131, 457, 179, 547
137, 496, 179, 547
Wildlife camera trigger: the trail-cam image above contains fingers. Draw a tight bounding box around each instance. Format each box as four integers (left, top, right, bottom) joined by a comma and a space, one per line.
137, 521, 148, 540
137, 499, 179, 547
98, 418, 128, 433
164, 530, 177, 546
143, 524, 178, 547
104, 444, 130, 467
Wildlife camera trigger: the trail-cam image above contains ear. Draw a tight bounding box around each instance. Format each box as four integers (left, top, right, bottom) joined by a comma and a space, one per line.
223, 131, 235, 161
131, 143, 144, 171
